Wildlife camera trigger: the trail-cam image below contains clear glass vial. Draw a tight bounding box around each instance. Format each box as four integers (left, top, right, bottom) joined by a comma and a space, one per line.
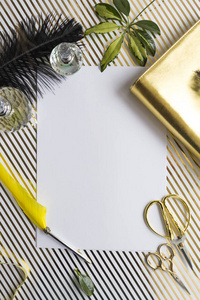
50, 42, 83, 75
0, 87, 32, 132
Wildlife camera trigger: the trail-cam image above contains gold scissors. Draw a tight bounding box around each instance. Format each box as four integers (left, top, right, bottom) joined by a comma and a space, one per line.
146, 243, 190, 295
144, 194, 193, 271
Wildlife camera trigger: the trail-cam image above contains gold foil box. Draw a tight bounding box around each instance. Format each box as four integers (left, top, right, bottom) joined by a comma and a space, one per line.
130, 20, 200, 160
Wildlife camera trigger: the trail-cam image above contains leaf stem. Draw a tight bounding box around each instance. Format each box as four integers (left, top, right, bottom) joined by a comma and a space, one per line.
130, 0, 156, 25
74, 268, 80, 276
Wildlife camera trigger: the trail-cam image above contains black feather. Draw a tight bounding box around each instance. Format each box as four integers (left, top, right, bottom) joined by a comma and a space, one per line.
0, 14, 84, 101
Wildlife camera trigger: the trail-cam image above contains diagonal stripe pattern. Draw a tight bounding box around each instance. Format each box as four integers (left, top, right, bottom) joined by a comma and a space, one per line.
1, 0, 200, 299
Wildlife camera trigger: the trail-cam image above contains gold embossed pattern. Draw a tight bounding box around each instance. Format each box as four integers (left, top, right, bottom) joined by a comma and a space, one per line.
0, 0, 200, 299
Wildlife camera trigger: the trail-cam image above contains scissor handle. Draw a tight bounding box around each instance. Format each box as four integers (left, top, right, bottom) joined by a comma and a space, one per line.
144, 200, 173, 239
162, 194, 191, 235
146, 252, 162, 271
144, 194, 191, 239
158, 243, 175, 261
146, 250, 174, 273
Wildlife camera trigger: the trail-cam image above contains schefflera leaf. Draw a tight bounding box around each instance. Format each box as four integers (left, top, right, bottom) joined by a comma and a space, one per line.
101, 34, 125, 72
134, 20, 161, 35
85, 22, 121, 35
74, 269, 94, 297
95, 3, 122, 21
113, 0, 130, 16
128, 33, 147, 66
134, 29, 156, 56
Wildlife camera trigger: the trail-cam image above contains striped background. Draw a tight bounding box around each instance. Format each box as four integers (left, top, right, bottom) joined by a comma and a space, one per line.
1, 0, 200, 299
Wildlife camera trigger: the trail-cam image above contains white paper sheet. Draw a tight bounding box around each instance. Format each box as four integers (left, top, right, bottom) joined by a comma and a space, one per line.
37, 66, 166, 251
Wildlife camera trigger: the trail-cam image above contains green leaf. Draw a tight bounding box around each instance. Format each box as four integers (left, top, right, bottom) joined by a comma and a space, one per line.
150, 31, 156, 38
134, 20, 161, 35
134, 29, 156, 56
101, 34, 125, 72
95, 3, 122, 21
85, 22, 121, 35
128, 34, 147, 66
113, 0, 130, 16
74, 269, 94, 297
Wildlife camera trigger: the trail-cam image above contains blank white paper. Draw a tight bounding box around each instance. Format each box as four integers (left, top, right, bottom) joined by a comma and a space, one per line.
37, 66, 166, 251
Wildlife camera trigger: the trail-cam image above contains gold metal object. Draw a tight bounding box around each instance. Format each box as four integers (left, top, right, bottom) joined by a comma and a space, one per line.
144, 194, 190, 240
144, 194, 193, 271
130, 20, 200, 160
146, 243, 190, 295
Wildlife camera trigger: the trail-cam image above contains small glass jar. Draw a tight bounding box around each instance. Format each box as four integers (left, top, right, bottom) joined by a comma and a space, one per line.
50, 42, 83, 75
0, 87, 32, 132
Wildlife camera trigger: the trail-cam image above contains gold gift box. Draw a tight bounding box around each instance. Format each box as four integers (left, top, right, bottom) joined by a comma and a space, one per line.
130, 20, 200, 160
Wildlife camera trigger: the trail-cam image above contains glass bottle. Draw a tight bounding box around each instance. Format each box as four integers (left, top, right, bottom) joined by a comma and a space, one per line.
0, 87, 32, 132
50, 42, 83, 75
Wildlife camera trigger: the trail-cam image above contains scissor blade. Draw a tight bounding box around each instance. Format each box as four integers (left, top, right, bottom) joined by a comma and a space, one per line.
170, 273, 190, 295
179, 244, 193, 271
171, 237, 193, 271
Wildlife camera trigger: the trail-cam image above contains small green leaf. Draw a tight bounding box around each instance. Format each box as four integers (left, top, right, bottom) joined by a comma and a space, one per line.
101, 34, 125, 72
128, 34, 147, 66
134, 29, 156, 56
134, 20, 161, 35
74, 269, 94, 297
85, 22, 121, 35
113, 0, 130, 16
95, 3, 122, 21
